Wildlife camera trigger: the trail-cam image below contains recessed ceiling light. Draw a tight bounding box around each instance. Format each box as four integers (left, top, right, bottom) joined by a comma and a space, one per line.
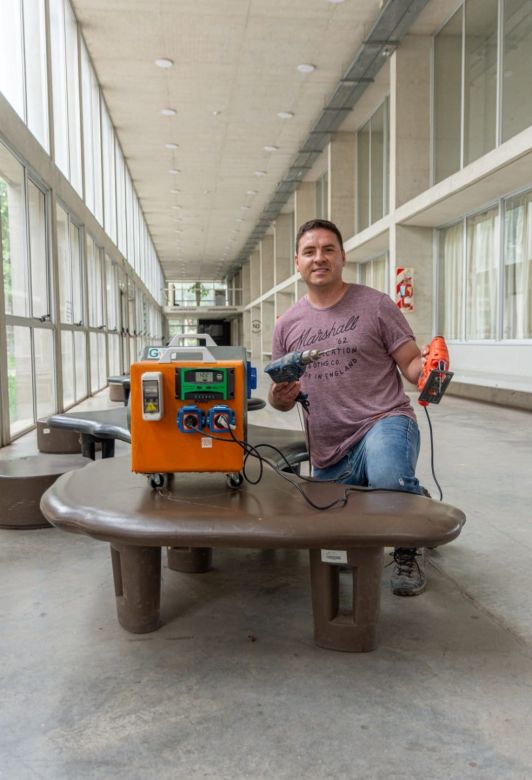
277, 111, 294, 119
165, 143, 179, 149
161, 108, 177, 117
172, 205, 182, 209
212, 110, 222, 116
155, 58, 174, 68
247, 190, 258, 196
236, 218, 244, 222
169, 169, 180, 175
255, 170, 267, 177
297, 63, 316, 74
327, 0, 345, 3
170, 189, 180, 194
264, 145, 279, 152
240, 205, 251, 210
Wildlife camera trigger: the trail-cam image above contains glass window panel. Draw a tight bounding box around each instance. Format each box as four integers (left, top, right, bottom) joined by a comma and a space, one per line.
91, 63, 103, 223
61, 329, 74, 406
86, 235, 103, 328
105, 254, 117, 330
434, 8, 462, 182
464, 0, 498, 165
102, 105, 117, 241
125, 171, 135, 262
90, 331, 98, 392
56, 204, 72, 322
1, 145, 28, 317
115, 143, 127, 254
466, 208, 498, 339
49, 0, 69, 176
70, 221, 82, 324
23, 0, 49, 151
503, 190, 532, 338
65, 1, 82, 194
98, 331, 106, 388
34, 327, 55, 418
438, 222, 465, 338
74, 329, 86, 401
81, 44, 95, 214
502, 0, 532, 142
0, 0, 24, 117
108, 332, 120, 375
7, 325, 34, 435
28, 180, 49, 319
357, 121, 370, 231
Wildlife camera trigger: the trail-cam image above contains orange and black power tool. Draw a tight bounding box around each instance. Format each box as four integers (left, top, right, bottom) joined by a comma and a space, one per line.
417, 336, 453, 406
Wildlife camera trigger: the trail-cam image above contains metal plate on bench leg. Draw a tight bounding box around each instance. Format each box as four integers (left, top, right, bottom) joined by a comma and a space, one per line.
167, 546, 212, 573
309, 546, 384, 652
110, 544, 161, 633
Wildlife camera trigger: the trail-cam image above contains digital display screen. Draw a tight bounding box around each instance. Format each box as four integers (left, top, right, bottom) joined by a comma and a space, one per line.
194, 370, 216, 384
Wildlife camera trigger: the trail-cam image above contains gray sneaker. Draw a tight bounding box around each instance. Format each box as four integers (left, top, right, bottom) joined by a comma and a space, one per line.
390, 548, 426, 596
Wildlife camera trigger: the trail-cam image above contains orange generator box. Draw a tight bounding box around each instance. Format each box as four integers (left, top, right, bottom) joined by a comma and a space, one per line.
130, 342, 248, 482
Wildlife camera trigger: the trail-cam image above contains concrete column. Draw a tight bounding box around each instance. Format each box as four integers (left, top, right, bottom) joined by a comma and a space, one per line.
294, 182, 316, 230
274, 213, 293, 285
242, 263, 251, 305
328, 132, 356, 239
389, 224, 433, 350
389, 35, 432, 210
249, 250, 261, 301
261, 233, 275, 295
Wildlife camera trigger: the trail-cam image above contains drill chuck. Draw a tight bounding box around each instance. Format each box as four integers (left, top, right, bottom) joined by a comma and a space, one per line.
264, 347, 334, 384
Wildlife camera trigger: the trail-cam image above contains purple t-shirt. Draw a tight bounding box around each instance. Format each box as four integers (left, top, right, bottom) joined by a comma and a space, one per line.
271, 284, 417, 469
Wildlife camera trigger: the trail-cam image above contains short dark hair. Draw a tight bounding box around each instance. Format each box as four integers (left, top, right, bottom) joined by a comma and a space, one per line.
295, 219, 344, 253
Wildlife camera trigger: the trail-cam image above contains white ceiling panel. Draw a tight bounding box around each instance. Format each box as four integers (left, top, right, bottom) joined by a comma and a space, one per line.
70, 0, 407, 282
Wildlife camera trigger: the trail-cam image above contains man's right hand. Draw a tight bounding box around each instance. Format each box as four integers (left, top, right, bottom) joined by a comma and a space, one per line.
268, 381, 301, 411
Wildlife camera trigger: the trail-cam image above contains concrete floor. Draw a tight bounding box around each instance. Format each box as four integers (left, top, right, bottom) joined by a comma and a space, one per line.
1, 381, 532, 779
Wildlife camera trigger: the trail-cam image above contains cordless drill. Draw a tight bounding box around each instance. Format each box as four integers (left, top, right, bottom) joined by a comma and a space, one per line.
264, 348, 335, 407
417, 336, 453, 406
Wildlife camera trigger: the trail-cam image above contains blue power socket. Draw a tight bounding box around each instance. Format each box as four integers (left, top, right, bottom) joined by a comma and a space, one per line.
177, 406, 205, 433
207, 405, 236, 433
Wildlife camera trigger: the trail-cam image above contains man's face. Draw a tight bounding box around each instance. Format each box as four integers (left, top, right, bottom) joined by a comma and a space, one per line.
295, 228, 346, 289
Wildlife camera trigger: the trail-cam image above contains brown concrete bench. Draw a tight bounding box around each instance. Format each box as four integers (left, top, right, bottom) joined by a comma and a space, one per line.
0, 453, 90, 529
40, 455, 465, 651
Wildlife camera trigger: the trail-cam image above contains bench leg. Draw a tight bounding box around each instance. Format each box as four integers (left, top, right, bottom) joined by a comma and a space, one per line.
309, 546, 384, 652
167, 546, 212, 573
110, 544, 161, 633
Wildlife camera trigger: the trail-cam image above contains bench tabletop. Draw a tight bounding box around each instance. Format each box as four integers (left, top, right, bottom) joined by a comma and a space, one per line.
40, 455, 465, 550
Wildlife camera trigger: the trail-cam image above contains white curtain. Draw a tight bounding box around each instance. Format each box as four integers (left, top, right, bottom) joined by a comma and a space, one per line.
440, 222, 464, 339
466, 208, 498, 339
504, 192, 532, 338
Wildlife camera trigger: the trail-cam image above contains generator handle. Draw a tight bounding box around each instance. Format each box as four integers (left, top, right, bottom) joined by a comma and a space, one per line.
157, 346, 216, 363
167, 333, 217, 347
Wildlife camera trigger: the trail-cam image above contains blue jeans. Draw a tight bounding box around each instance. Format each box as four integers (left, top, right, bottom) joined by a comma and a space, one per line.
313, 415, 423, 495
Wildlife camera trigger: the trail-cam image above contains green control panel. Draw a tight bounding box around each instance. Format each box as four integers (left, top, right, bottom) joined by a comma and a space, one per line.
175, 367, 235, 401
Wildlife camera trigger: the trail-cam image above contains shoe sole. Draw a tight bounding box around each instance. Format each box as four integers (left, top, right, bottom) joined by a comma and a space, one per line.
392, 583, 426, 597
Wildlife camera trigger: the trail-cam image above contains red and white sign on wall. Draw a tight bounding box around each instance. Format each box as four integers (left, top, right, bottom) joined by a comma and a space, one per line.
395, 267, 414, 311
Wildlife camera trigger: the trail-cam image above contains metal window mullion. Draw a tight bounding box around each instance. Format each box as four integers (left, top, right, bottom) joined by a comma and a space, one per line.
460, 3, 465, 171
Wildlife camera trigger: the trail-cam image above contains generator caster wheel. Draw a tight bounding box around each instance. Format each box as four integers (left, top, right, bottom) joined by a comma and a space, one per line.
149, 472, 171, 490
226, 472, 244, 490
